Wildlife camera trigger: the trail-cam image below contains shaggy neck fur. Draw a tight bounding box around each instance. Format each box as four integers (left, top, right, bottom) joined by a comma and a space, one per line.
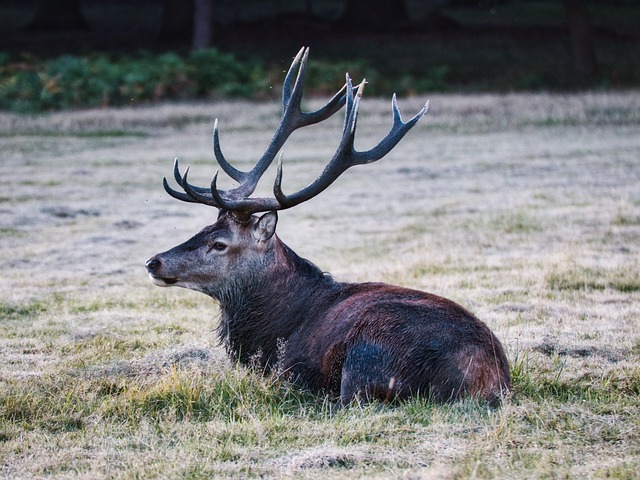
214, 238, 339, 369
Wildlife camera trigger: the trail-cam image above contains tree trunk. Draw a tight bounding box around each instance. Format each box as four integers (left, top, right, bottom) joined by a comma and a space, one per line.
192, 0, 213, 50
564, 0, 597, 78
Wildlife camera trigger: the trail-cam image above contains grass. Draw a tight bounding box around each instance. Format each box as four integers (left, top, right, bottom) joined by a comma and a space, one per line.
546, 263, 640, 293
2, 352, 637, 477
1, 92, 639, 477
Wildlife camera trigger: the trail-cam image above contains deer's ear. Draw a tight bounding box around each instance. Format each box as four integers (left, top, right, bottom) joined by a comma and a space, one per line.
253, 211, 278, 242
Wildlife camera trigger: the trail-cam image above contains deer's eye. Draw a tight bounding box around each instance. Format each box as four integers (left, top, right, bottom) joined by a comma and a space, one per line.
208, 242, 227, 252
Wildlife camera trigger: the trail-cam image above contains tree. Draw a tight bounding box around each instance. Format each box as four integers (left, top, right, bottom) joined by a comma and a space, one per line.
192, 0, 213, 50
564, 0, 597, 78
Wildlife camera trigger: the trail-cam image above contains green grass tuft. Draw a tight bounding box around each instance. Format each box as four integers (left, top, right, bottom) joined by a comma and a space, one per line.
0, 300, 48, 320
546, 264, 640, 293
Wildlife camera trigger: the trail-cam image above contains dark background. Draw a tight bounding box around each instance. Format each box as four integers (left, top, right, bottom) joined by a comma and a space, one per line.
1, 0, 639, 95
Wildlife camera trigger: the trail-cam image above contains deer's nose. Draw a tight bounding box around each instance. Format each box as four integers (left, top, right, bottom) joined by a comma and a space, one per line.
145, 257, 161, 273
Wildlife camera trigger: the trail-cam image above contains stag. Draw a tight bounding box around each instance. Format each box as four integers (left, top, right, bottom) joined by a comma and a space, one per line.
146, 48, 510, 404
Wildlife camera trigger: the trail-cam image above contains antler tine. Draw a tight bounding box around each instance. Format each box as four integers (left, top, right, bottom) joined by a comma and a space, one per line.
274, 75, 427, 209
170, 158, 213, 195
354, 95, 428, 164
212, 119, 246, 183
180, 166, 220, 207
273, 74, 361, 208
339, 74, 362, 155
208, 172, 235, 211
282, 47, 308, 114
281, 47, 351, 126
163, 176, 198, 203
284, 47, 355, 127
163, 158, 210, 204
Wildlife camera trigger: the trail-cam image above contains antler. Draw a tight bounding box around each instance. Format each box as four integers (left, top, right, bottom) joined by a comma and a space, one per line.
163, 47, 428, 218
274, 78, 428, 209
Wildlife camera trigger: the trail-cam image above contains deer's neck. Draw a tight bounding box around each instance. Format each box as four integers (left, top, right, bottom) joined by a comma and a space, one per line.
216, 240, 337, 368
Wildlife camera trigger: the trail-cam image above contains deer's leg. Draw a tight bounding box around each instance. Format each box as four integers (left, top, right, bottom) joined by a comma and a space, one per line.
339, 342, 400, 404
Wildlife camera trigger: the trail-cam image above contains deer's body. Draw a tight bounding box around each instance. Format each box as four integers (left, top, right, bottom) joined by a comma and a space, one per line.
146, 48, 510, 404
148, 211, 510, 404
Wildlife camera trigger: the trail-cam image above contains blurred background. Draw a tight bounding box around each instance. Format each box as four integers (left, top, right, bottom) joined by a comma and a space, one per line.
0, 0, 638, 112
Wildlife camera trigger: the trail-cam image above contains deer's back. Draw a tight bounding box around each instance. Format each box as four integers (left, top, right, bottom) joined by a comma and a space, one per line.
286, 282, 510, 403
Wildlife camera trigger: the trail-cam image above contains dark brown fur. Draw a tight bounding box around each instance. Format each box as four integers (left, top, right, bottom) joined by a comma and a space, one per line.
147, 211, 510, 404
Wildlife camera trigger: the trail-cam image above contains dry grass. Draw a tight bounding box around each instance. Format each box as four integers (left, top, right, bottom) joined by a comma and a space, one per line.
1, 91, 639, 479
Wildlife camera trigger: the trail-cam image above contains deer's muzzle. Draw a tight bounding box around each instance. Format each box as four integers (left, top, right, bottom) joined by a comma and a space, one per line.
145, 256, 178, 286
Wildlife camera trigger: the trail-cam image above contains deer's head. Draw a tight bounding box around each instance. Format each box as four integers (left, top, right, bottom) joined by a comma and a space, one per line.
146, 47, 427, 297
146, 210, 277, 297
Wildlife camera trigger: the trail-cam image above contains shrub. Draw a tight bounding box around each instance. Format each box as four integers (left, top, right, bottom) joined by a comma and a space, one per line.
0, 49, 267, 112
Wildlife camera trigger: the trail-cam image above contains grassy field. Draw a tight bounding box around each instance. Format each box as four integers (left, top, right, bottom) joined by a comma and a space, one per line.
1, 91, 639, 478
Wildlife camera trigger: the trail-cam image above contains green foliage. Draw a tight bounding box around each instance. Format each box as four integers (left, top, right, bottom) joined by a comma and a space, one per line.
395, 66, 451, 94
2, 50, 426, 112
188, 49, 266, 97
0, 49, 269, 112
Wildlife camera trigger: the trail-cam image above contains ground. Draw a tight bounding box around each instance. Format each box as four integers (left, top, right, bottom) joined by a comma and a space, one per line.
0, 92, 639, 478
